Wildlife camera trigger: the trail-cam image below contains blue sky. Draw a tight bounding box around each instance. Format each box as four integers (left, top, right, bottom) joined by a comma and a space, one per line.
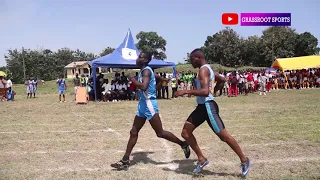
1, 0, 319, 66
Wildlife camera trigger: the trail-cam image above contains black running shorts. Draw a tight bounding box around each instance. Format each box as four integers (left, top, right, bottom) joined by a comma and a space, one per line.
187, 100, 225, 134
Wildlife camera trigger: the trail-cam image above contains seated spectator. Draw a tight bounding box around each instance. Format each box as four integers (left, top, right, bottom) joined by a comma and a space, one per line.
110, 80, 118, 102
316, 76, 320, 87
127, 81, 136, 100
121, 72, 128, 82
101, 79, 112, 102
7, 87, 15, 101
117, 80, 127, 100
308, 75, 314, 88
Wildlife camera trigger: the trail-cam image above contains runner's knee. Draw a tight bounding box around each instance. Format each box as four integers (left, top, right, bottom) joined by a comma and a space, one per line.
218, 133, 231, 142
156, 130, 165, 138
130, 128, 138, 137
181, 129, 190, 139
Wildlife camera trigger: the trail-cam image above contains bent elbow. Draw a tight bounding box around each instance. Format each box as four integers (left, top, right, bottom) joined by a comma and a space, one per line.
203, 89, 210, 96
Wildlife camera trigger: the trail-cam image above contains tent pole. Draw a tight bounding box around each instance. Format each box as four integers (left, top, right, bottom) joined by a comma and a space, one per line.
93, 67, 97, 101
173, 66, 177, 78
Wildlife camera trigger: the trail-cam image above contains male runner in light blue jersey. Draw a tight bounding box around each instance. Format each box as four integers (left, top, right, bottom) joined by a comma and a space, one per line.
174, 49, 250, 176
111, 52, 190, 170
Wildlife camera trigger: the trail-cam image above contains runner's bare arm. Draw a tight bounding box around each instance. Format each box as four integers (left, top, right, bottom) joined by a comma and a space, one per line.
128, 69, 151, 91
184, 67, 210, 96
213, 72, 225, 94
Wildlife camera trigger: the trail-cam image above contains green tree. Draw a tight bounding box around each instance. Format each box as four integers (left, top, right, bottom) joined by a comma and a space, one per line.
136, 31, 167, 60
100, 47, 115, 57
5, 47, 98, 83
241, 35, 264, 66
202, 27, 242, 66
294, 32, 319, 56
0, 66, 7, 72
260, 27, 297, 66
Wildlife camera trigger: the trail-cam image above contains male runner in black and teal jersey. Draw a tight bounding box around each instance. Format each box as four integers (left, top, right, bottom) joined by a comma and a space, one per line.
174, 49, 250, 177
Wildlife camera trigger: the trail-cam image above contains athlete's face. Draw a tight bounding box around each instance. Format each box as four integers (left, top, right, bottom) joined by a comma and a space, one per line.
190, 54, 199, 68
136, 53, 147, 66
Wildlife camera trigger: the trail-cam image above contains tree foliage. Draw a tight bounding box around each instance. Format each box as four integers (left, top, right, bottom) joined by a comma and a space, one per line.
5, 48, 99, 83
100, 47, 115, 57
192, 27, 319, 67
202, 27, 243, 66
0, 66, 7, 72
136, 31, 167, 60
294, 32, 319, 57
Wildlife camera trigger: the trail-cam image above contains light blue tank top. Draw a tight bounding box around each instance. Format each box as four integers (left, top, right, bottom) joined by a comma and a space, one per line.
196, 64, 214, 104
138, 66, 156, 100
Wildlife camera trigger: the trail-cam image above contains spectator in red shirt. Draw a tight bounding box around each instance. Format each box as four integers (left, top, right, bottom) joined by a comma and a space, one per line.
229, 71, 238, 97
128, 81, 136, 100
246, 72, 254, 93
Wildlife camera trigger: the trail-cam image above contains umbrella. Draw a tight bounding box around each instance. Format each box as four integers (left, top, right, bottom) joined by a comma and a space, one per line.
265, 67, 276, 72
0, 71, 6, 77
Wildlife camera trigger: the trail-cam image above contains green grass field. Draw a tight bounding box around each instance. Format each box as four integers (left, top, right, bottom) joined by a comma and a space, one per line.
1, 81, 319, 180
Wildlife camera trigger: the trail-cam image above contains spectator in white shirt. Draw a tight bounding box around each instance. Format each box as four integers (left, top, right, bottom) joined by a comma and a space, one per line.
117, 80, 127, 100
101, 79, 111, 102
6, 77, 12, 88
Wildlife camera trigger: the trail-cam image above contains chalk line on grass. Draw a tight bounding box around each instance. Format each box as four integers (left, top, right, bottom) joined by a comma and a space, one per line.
72, 112, 123, 137
0, 128, 123, 136
0, 156, 319, 173
158, 139, 178, 171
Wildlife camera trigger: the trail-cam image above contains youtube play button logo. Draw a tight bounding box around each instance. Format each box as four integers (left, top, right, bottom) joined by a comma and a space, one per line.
222, 13, 239, 25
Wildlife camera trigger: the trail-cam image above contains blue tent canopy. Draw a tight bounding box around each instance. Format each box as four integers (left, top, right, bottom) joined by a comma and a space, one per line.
89, 29, 176, 101
89, 29, 176, 69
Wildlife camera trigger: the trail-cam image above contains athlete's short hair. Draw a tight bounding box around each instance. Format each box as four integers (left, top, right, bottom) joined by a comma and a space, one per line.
190, 48, 205, 59
141, 51, 153, 63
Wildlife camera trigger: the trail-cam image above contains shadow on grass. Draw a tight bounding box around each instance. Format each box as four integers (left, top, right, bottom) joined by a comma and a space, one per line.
129, 151, 239, 177
162, 159, 239, 177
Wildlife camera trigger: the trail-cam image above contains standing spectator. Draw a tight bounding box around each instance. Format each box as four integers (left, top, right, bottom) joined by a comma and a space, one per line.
134, 72, 140, 100
244, 72, 249, 95
296, 71, 302, 89
73, 73, 81, 100
238, 73, 245, 95
5, 77, 12, 89
247, 72, 254, 93
161, 73, 169, 99
229, 71, 238, 97
266, 71, 272, 92
26, 77, 34, 98
30, 77, 38, 98
86, 79, 95, 101
253, 71, 259, 91
157, 72, 162, 99
259, 72, 267, 96
80, 74, 86, 86
223, 72, 229, 96
56, 75, 67, 102
170, 76, 177, 98
85, 75, 89, 85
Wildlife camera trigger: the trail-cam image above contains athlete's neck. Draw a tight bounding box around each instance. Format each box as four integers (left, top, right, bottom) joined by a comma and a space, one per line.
198, 61, 207, 68
140, 64, 148, 70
